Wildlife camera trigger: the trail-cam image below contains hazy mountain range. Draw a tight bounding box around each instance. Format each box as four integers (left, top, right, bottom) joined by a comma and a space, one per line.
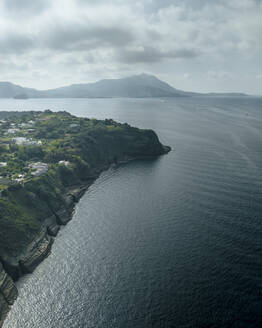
0, 74, 249, 99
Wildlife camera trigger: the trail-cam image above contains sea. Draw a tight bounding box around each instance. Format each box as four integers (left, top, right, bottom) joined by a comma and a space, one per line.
1, 96, 262, 328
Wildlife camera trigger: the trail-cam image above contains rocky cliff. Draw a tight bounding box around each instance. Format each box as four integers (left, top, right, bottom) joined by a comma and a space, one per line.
0, 111, 170, 326
0, 263, 18, 327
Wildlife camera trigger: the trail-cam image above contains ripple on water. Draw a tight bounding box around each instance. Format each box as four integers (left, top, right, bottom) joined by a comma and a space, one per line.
3, 96, 262, 328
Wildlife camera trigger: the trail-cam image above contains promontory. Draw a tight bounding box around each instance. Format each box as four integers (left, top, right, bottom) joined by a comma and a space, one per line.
0, 110, 170, 326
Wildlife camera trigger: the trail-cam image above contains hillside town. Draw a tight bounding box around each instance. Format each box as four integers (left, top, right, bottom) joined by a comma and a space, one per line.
0, 111, 79, 190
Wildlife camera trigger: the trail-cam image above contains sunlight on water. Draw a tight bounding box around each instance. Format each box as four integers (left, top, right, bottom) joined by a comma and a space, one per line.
2, 97, 262, 328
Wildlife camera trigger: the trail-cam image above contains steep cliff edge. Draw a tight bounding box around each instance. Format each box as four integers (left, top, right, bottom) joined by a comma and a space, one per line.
0, 111, 170, 325
0, 263, 18, 327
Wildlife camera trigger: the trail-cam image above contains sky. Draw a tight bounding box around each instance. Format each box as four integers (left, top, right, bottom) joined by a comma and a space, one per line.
0, 0, 261, 94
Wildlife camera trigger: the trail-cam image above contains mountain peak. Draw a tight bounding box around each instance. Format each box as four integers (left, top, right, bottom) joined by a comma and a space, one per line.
0, 75, 188, 98
127, 73, 159, 81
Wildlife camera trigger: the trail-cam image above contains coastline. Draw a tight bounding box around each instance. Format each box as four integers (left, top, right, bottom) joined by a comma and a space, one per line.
0, 148, 170, 327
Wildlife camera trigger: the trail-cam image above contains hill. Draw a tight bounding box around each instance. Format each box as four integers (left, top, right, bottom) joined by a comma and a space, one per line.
37, 74, 195, 98
0, 74, 249, 99
0, 82, 38, 98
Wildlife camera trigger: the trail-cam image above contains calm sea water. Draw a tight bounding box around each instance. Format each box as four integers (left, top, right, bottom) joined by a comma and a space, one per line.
2, 97, 262, 328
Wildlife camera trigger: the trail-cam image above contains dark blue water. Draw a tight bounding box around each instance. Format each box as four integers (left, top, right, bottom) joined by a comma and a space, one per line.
2, 97, 262, 328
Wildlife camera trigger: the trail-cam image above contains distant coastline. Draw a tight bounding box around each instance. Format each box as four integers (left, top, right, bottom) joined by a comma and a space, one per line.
0, 74, 252, 99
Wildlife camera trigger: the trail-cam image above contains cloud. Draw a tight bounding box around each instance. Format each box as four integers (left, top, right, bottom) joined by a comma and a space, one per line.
0, 0, 261, 93
45, 24, 134, 52
1, 0, 261, 59
117, 46, 199, 63
2, 0, 50, 15
0, 33, 34, 54
0, 60, 29, 73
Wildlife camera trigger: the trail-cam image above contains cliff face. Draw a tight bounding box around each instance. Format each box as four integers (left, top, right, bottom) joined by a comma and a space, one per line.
0, 263, 18, 327
0, 111, 170, 325
0, 181, 91, 281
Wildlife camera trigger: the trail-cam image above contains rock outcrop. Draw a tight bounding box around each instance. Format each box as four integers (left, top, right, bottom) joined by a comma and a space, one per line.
0, 263, 17, 327
1, 227, 54, 280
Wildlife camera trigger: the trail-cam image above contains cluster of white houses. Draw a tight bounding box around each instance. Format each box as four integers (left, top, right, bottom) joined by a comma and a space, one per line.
1, 119, 42, 145
0, 159, 71, 185
3, 120, 35, 136
0, 117, 76, 186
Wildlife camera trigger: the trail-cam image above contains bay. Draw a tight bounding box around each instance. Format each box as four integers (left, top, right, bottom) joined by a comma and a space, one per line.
2, 96, 262, 328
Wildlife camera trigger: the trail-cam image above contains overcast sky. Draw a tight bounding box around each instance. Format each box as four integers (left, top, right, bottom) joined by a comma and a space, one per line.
0, 0, 261, 94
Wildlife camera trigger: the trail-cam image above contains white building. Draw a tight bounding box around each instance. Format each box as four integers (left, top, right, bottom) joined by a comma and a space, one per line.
28, 162, 48, 176
18, 123, 31, 128
6, 128, 19, 134
59, 160, 70, 166
70, 123, 79, 128
13, 137, 42, 146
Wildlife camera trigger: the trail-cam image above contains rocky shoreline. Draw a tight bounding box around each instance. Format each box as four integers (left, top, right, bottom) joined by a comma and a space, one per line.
0, 163, 103, 327
0, 148, 171, 327
0, 182, 92, 327
0, 263, 18, 327
0, 181, 93, 277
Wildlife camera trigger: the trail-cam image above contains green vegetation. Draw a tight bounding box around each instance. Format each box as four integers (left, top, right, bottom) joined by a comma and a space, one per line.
0, 110, 169, 276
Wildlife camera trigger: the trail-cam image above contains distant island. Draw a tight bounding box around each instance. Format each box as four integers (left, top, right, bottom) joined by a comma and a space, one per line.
0, 74, 250, 99
13, 93, 28, 100
0, 110, 170, 326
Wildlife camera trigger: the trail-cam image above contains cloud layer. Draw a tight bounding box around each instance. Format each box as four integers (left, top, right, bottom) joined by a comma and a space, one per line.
0, 0, 261, 93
